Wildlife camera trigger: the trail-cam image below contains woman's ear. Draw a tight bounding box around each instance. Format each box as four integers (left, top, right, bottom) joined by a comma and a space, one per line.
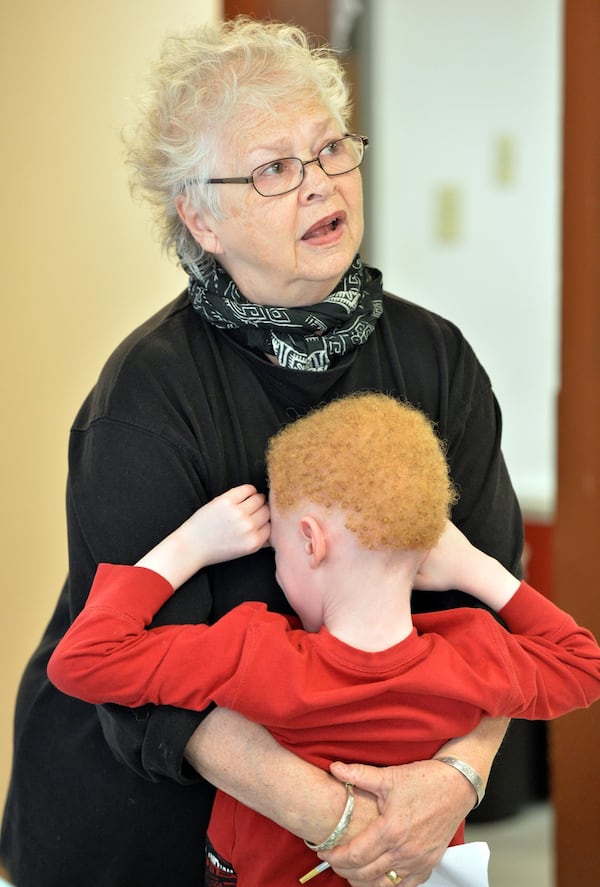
299, 516, 327, 568
175, 196, 223, 255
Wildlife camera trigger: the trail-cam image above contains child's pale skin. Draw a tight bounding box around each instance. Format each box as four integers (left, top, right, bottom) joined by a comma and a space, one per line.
136, 484, 518, 885
136, 484, 271, 590
136, 483, 520, 641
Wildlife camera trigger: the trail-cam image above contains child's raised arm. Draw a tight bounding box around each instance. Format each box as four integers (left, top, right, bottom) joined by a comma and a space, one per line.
48, 486, 271, 708
136, 484, 270, 589
413, 521, 520, 610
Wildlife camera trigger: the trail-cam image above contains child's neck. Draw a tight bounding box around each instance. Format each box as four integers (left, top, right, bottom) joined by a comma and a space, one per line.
321, 551, 417, 652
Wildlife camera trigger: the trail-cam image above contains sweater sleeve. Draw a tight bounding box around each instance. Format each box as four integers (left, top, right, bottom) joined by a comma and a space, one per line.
442, 329, 523, 580
48, 564, 273, 710
492, 582, 600, 717
378, 300, 525, 612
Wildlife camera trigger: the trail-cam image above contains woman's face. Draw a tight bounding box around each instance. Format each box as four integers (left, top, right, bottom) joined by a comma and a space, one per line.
183, 102, 365, 306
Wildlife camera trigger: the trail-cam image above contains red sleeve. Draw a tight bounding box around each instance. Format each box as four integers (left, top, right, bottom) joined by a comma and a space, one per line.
492, 581, 600, 718
47, 564, 277, 710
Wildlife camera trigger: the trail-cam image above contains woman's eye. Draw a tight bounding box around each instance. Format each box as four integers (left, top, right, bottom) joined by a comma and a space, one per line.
321, 141, 340, 156
258, 160, 287, 177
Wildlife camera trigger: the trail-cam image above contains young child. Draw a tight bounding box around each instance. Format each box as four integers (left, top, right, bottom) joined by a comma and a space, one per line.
48, 393, 600, 887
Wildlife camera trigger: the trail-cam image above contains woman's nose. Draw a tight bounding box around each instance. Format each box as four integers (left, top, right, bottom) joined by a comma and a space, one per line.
299, 158, 334, 198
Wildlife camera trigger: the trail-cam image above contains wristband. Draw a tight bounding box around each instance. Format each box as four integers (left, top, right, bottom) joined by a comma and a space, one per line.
304, 783, 354, 851
435, 756, 485, 808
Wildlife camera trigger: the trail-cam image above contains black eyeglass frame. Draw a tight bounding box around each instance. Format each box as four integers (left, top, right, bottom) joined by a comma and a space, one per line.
204, 134, 369, 197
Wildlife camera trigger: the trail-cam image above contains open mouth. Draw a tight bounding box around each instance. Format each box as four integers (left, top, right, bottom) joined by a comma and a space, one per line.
302, 213, 345, 240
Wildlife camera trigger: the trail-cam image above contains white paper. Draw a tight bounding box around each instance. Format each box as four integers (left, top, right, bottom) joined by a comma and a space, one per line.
421, 842, 490, 887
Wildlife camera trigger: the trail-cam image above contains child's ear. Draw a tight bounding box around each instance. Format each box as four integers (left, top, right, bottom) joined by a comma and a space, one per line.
299, 516, 327, 567
175, 196, 224, 255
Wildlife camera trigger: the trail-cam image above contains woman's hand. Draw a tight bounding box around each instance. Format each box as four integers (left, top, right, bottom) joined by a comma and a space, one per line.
321, 715, 509, 887
319, 759, 476, 887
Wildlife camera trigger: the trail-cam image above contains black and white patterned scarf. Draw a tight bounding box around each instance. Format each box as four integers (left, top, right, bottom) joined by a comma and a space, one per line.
187, 255, 383, 371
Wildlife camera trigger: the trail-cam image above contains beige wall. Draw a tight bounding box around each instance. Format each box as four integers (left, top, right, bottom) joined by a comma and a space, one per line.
0, 0, 219, 813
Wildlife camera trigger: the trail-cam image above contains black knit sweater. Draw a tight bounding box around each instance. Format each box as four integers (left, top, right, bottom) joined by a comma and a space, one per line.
1, 277, 522, 887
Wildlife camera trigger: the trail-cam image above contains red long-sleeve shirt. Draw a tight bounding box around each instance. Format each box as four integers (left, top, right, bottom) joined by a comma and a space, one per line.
48, 565, 600, 886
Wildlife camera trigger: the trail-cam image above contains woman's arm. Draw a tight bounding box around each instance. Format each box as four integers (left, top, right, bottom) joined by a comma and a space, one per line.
187, 709, 506, 887
184, 708, 380, 846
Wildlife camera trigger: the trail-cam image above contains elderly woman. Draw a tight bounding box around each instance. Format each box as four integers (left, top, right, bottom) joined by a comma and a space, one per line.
0, 17, 522, 887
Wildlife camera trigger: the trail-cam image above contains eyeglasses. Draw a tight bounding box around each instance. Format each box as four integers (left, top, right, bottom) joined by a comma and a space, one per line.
205, 134, 369, 197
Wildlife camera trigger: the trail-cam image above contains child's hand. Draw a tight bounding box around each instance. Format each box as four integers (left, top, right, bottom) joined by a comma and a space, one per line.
136, 484, 270, 589
185, 484, 271, 568
413, 520, 519, 609
412, 521, 474, 592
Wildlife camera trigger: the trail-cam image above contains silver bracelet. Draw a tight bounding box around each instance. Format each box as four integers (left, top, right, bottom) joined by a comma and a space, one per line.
304, 783, 355, 851
436, 756, 485, 808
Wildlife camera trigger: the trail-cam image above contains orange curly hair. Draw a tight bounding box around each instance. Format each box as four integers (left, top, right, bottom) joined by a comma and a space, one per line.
266, 393, 457, 550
